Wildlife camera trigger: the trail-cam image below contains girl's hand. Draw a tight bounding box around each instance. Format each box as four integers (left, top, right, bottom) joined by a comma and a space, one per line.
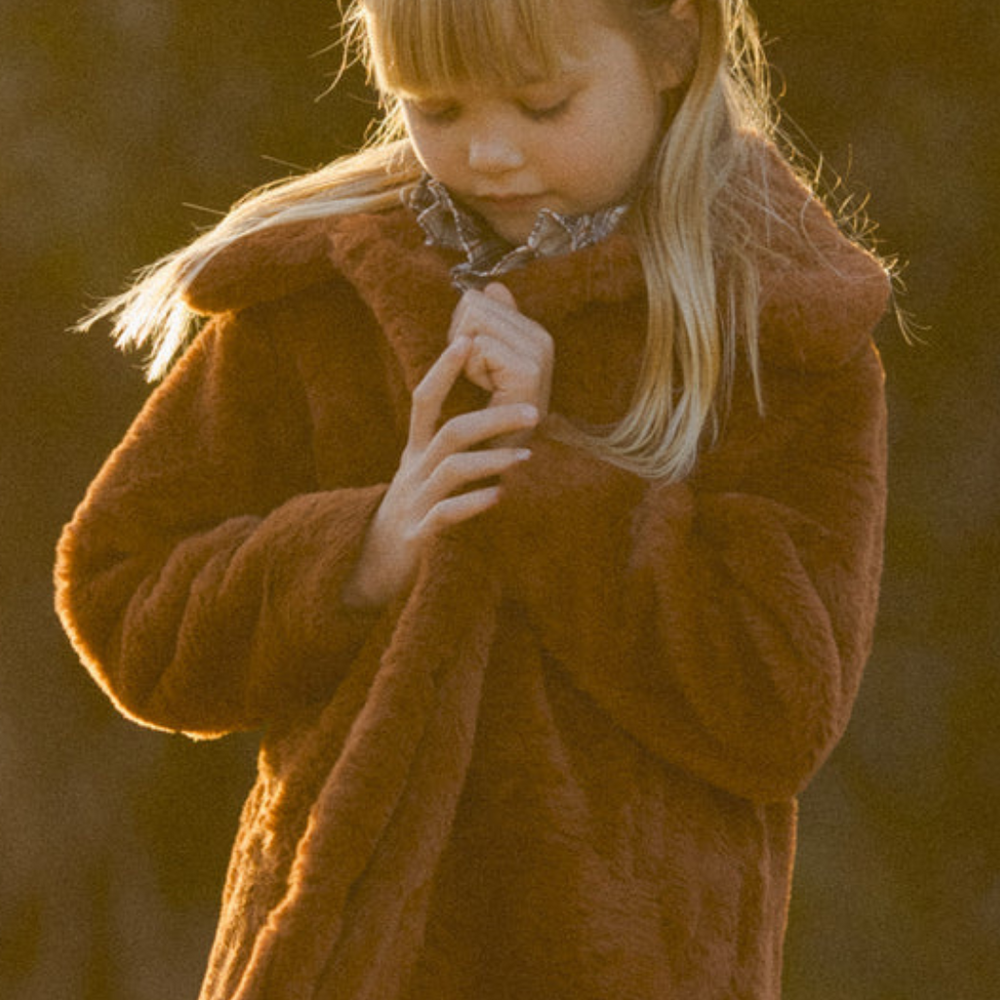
448, 283, 554, 431
342, 336, 538, 609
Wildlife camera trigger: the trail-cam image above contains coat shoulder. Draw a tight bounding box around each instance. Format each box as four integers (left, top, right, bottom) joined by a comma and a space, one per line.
182, 213, 388, 316
747, 138, 892, 370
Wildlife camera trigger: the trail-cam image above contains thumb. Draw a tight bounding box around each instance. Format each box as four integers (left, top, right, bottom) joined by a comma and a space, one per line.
482, 282, 517, 309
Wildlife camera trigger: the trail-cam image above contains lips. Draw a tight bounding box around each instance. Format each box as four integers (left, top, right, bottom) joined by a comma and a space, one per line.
474, 188, 543, 200
474, 192, 547, 213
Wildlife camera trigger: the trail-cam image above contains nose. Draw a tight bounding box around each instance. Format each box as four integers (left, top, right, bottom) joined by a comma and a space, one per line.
467, 130, 524, 174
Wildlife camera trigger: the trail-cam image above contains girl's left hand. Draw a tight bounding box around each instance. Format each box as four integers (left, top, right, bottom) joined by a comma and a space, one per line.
448, 283, 554, 429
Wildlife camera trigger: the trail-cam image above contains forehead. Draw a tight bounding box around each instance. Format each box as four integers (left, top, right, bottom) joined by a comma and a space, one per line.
361, 0, 613, 94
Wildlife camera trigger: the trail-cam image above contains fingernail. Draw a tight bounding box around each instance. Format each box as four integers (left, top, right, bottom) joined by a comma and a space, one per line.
521, 405, 539, 422
515, 449, 532, 461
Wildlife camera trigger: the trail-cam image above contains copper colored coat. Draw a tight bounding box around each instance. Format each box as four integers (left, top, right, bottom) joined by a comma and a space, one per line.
56, 147, 890, 999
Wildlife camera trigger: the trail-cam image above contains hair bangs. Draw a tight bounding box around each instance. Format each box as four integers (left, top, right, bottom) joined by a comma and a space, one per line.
354, 0, 568, 96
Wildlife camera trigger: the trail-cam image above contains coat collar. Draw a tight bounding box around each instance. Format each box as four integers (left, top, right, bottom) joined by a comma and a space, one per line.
184, 143, 889, 380
324, 208, 646, 390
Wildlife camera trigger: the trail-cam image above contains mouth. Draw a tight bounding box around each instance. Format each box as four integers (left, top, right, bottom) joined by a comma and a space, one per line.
473, 192, 547, 213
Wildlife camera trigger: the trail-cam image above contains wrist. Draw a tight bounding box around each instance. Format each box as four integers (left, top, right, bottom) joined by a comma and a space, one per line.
342, 509, 414, 610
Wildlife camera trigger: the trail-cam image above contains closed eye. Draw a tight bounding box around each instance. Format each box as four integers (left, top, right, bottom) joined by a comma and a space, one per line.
519, 98, 571, 121
407, 101, 461, 124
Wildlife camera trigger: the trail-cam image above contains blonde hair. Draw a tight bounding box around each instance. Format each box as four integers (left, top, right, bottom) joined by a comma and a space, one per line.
83, 0, 783, 480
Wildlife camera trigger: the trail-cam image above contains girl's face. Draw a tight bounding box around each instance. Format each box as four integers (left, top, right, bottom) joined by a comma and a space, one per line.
396, 2, 673, 244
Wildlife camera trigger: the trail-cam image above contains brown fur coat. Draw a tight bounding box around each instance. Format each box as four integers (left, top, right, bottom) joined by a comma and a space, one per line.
55, 147, 889, 999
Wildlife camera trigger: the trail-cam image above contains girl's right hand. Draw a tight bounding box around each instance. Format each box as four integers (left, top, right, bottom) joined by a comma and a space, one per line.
341, 336, 538, 609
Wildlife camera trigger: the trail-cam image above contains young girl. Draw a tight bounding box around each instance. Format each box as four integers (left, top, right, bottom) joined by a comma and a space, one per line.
55, 0, 891, 996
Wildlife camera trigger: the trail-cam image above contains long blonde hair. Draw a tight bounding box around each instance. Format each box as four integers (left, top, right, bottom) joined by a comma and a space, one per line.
83, 0, 779, 480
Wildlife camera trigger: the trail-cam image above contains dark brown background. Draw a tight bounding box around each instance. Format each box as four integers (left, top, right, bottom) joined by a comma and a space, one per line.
2, 1, 997, 997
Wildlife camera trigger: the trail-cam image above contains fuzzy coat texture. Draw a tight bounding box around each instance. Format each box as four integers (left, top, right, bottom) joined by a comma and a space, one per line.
56, 144, 890, 1000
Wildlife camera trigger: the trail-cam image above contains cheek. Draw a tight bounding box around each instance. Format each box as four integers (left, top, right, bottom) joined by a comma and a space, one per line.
603, 96, 663, 178
403, 119, 457, 179
558, 102, 661, 198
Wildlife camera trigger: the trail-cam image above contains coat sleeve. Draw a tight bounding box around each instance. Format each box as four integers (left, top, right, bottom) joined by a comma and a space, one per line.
485, 341, 887, 803
55, 295, 396, 738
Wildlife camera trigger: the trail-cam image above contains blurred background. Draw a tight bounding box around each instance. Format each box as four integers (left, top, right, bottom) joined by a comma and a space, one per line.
1, 0, 997, 997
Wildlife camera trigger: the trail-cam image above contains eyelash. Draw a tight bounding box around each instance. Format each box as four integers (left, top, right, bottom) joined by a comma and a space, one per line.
521, 98, 571, 121
411, 98, 572, 125
415, 105, 459, 124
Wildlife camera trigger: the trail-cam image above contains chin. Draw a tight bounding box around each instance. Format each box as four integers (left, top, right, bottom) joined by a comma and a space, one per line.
486, 214, 540, 246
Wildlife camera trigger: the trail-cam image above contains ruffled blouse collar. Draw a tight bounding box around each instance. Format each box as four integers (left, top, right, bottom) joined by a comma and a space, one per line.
407, 175, 629, 290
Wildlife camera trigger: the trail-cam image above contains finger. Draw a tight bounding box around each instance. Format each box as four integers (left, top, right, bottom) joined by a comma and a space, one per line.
448, 286, 518, 344
427, 403, 539, 466
423, 447, 531, 504
417, 485, 503, 539
409, 337, 474, 448
467, 334, 536, 381
482, 282, 517, 309
451, 292, 551, 358
464, 336, 553, 415
446, 290, 484, 344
